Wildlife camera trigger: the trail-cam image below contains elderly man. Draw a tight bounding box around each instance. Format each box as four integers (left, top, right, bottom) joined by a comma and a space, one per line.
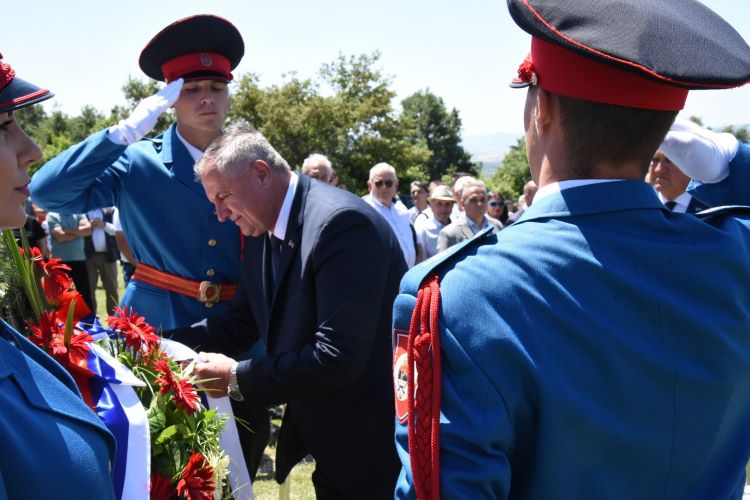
437, 178, 502, 252
172, 122, 405, 499
363, 162, 416, 268
647, 150, 708, 213
414, 185, 455, 261
300, 153, 333, 183
393, 0, 750, 498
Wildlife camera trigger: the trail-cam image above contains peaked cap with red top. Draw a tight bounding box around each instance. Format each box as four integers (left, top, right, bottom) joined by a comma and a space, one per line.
139, 14, 244, 83
0, 54, 53, 114
507, 0, 750, 111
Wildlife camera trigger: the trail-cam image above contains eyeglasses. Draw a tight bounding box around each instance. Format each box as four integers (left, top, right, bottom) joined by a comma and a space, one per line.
488, 200, 504, 207
374, 180, 394, 188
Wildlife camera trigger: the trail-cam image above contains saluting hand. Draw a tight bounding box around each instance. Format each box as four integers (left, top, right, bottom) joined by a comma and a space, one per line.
107, 78, 184, 145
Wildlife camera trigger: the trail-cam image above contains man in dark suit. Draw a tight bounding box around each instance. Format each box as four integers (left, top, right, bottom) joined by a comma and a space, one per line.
647, 150, 709, 214
172, 121, 405, 499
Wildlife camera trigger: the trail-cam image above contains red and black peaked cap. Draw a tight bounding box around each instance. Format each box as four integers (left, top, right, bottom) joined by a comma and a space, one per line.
507, 0, 750, 111
0, 55, 53, 114
139, 14, 244, 83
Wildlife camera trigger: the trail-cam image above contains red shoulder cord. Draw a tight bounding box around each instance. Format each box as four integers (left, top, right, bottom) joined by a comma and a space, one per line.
407, 274, 442, 500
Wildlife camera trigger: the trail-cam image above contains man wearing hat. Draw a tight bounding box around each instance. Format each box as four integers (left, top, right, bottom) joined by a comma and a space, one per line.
414, 185, 454, 261
29, 15, 268, 480
392, 1, 750, 498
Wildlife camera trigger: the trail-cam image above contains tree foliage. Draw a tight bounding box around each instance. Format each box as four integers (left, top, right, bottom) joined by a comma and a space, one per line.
400, 89, 478, 180
488, 137, 530, 200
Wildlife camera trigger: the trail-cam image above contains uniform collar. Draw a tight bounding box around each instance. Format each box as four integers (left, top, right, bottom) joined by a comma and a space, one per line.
517, 180, 665, 223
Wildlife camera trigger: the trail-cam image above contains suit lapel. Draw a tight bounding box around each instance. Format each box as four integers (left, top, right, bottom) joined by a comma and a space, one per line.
461, 221, 474, 240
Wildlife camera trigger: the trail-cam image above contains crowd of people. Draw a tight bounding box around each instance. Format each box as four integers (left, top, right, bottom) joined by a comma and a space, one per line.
2, 1, 750, 499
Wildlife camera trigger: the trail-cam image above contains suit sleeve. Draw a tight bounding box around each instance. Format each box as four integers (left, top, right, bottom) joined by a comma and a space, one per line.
29, 129, 129, 213
237, 209, 393, 406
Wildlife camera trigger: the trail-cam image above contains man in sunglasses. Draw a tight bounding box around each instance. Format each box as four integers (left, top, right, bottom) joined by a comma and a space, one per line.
363, 162, 417, 268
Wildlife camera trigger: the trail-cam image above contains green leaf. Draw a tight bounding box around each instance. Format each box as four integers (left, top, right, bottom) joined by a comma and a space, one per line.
155, 425, 179, 445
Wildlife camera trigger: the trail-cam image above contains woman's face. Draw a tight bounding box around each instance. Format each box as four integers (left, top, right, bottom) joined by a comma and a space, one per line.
0, 112, 42, 229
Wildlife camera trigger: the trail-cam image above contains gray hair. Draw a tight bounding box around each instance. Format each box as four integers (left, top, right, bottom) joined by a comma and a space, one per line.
194, 121, 291, 179
369, 162, 397, 181
301, 153, 333, 181
459, 178, 486, 200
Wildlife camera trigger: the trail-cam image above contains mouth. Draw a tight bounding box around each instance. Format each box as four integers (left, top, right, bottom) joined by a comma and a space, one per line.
14, 181, 31, 198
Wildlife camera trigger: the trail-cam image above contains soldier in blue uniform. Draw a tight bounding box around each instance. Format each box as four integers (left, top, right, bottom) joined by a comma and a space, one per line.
393, 1, 750, 498
29, 15, 270, 480
0, 54, 116, 499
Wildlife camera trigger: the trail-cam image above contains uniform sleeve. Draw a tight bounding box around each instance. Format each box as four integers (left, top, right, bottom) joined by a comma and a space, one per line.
30, 129, 130, 213
690, 142, 750, 207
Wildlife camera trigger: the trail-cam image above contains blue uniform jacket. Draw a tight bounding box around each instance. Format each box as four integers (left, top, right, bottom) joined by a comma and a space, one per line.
29, 126, 242, 330
0, 320, 115, 499
393, 179, 750, 499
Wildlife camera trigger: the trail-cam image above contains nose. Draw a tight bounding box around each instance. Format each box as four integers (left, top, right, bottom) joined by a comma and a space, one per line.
17, 127, 42, 171
214, 202, 231, 222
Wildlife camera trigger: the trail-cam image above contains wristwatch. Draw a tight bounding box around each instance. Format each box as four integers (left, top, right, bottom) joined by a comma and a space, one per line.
227, 362, 244, 401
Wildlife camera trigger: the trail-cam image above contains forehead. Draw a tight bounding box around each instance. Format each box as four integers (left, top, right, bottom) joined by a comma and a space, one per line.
652, 152, 675, 164
372, 169, 396, 180
464, 185, 487, 197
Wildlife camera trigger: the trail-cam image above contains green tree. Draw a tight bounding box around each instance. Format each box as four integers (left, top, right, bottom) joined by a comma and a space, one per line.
230, 53, 430, 194
489, 137, 530, 200
400, 90, 477, 181
720, 124, 750, 144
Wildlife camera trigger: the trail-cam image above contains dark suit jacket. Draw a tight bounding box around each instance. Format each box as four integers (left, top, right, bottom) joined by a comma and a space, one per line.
174, 175, 405, 497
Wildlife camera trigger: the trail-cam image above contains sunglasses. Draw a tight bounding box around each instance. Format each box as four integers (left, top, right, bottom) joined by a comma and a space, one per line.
374, 180, 394, 188
488, 200, 505, 207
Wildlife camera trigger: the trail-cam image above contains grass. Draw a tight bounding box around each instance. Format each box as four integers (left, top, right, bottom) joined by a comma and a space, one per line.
93, 274, 317, 498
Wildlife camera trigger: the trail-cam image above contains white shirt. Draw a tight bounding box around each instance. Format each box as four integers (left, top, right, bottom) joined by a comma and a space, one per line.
271, 172, 299, 241
175, 127, 204, 162
415, 216, 448, 261
657, 191, 692, 213
363, 194, 416, 268
86, 208, 116, 253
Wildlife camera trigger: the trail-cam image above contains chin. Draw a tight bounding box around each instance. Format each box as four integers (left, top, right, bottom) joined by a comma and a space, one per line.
0, 206, 26, 230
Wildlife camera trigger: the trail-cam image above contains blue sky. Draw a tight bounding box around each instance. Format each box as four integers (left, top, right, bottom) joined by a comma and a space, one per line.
4, 0, 749, 136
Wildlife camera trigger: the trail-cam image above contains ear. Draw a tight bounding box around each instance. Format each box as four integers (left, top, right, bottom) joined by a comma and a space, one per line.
252, 159, 273, 186
535, 88, 556, 133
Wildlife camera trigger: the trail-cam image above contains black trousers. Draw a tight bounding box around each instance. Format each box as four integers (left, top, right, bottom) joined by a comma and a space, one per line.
63, 260, 94, 313
230, 399, 271, 482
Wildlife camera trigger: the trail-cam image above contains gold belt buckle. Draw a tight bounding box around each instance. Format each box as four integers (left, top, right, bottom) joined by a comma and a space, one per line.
198, 281, 222, 306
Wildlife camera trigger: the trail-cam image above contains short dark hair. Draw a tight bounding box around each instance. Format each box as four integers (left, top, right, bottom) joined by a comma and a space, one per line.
553, 90, 678, 178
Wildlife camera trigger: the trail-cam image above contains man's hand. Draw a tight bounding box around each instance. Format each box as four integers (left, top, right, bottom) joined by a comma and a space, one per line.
107, 78, 184, 145
193, 352, 236, 398
90, 218, 104, 229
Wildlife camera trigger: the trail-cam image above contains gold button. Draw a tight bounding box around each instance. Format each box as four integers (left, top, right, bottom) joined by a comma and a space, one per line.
204, 302, 214, 308
208, 239, 217, 246
206, 268, 215, 277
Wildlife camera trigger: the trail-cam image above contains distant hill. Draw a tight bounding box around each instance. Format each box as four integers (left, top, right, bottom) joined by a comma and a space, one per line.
461, 132, 521, 176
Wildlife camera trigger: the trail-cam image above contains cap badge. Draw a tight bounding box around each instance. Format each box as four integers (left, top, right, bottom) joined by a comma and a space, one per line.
200, 53, 213, 68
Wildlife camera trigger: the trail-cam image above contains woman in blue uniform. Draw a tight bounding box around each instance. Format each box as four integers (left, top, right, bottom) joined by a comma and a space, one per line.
0, 54, 115, 499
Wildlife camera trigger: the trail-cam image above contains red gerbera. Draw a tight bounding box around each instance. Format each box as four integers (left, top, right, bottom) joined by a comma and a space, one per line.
38, 256, 73, 306
27, 311, 67, 360
55, 289, 92, 324
149, 473, 175, 500
154, 358, 201, 414
176, 452, 215, 500
107, 306, 160, 351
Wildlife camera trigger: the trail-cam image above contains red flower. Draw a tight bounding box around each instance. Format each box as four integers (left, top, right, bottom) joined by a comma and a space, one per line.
154, 358, 201, 414
39, 257, 73, 305
27, 311, 67, 360
107, 306, 160, 351
149, 473, 175, 500
66, 327, 94, 369
176, 452, 215, 500
55, 289, 92, 323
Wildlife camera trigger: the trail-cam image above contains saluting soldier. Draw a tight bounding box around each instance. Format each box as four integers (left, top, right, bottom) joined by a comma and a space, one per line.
393, 0, 750, 498
29, 15, 269, 481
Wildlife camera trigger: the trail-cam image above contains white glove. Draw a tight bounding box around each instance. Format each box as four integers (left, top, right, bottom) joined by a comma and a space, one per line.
657, 118, 739, 184
107, 78, 183, 145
